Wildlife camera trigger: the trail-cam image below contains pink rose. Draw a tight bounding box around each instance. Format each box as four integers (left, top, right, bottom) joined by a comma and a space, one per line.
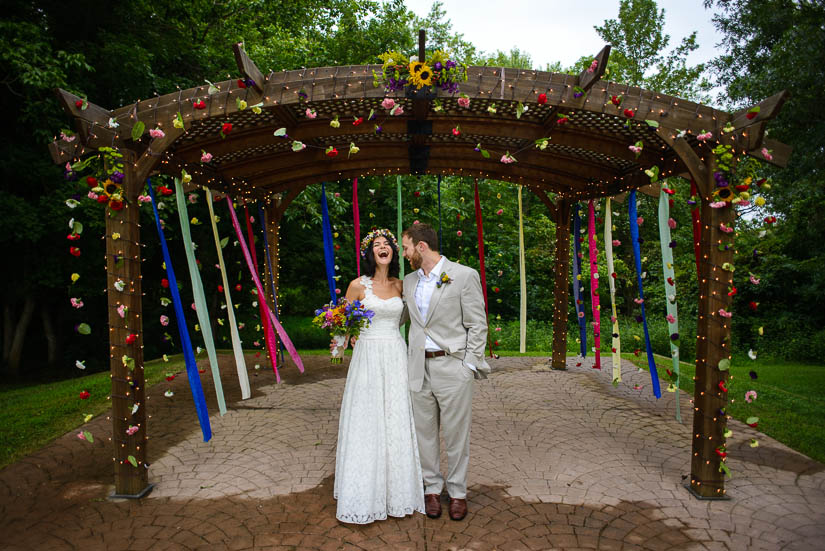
457, 96, 470, 108
496, 209, 503, 215
668, 218, 677, 229
149, 128, 165, 139
188, 193, 198, 204
381, 98, 395, 110
761, 148, 773, 161
457, 230, 463, 236
305, 108, 316, 119
636, 216, 644, 226
88, 191, 98, 200
160, 315, 169, 326
612, 239, 621, 246
70, 298, 84, 309
126, 426, 139, 436
392, 105, 404, 116
666, 314, 676, 323
745, 390, 757, 403
201, 152, 213, 163
191, 303, 197, 311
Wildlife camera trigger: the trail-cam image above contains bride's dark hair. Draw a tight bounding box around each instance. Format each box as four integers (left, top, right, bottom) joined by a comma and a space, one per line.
363, 236, 400, 278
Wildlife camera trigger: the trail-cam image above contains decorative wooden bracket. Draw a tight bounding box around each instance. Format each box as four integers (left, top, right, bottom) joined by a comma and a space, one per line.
730, 90, 789, 130
657, 130, 710, 198
577, 45, 611, 92
233, 43, 266, 95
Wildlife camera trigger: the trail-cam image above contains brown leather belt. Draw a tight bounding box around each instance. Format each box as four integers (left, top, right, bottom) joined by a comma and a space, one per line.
424, 350, 446, 359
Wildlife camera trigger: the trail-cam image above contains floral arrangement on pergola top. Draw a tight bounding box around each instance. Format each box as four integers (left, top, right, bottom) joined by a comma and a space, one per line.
373, 49, 467, 93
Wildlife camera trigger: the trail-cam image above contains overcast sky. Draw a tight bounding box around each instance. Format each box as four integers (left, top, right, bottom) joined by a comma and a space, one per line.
403, 0, 725, 70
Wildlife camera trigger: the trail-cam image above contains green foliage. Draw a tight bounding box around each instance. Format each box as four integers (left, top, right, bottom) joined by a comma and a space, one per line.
576, 0, 711, 101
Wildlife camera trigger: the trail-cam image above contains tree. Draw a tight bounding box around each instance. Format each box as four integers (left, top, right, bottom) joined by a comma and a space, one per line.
576, 0, 711, 101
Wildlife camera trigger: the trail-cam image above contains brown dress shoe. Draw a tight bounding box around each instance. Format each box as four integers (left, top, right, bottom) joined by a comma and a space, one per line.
449, 497, 467, 521
424, 493, 442, 518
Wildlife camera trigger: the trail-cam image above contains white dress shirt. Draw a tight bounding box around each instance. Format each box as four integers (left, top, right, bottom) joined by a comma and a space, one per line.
415, 256, 446, 351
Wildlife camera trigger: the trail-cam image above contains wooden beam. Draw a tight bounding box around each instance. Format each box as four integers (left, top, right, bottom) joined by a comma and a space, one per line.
233, 43, 266, 94
550, 199, 572, 369
749, 137, 792, 168
577, 45, 611, 91
656, 130, 710, 199
730, 90, 789, 129
530, 188, 556, 218
54, 88, 111, 126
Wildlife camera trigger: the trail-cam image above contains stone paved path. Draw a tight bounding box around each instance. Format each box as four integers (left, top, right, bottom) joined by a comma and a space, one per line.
1, 354, 823, 550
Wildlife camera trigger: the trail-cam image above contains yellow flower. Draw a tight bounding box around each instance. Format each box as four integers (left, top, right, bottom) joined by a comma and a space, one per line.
71, 273, 80, 283
755, 196, 766, 207
409, 63, 433, 88
103, 179, 121, 196
112, 232, 121, 240
713, 187, 734, 202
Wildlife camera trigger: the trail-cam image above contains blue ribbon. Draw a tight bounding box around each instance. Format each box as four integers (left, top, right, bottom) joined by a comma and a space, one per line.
572, 203, 587, 357
437, 174, 443, 252
629, 190, 662, 399
147, 178, 211, 441
321, 183, 336, 303
258, 203, 285, 361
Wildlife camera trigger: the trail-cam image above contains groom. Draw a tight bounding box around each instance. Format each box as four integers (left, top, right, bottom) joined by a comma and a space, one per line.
401, 223, 490, 521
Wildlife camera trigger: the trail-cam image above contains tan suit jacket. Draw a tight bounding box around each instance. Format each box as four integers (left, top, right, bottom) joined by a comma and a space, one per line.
402, 258, 490, 392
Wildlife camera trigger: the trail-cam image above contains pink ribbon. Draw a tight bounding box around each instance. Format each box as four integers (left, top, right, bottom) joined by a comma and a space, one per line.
226, 198, 304, 378
588, 200, 602, 369
244, 205, 278, 379
353, 178, 361, 277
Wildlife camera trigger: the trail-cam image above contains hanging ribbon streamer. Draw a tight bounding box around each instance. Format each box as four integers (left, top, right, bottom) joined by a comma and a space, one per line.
259, 204, 286, 362
353, 178, 361, 277
604, 199, 622, 383
226, 197, 305, 375
437, 174, 444, 253
658, 192, 681, 421
174, 181, 227, 415
629, 190, 662, 399
244, 204, 279, 380
148, 179, 211, 441
572, 204, 587, 357
588, 200, 602, 369
397, 176, 406, 339
206, 190, 250, 400
690, 179, 702, 280
473, 181, 494, 358
321, 183, 336, 303
517, 185, 527, 353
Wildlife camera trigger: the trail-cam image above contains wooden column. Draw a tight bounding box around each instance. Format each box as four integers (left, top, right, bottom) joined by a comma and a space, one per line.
551, 199, 572, 369
690, 154, 735, 498
106, 150, 151, 497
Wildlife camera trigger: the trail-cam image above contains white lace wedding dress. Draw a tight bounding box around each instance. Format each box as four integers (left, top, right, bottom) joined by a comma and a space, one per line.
334, 276, 425, 524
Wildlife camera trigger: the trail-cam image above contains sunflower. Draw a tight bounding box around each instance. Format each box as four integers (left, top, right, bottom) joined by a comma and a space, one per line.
409, 62, 433, 88
713, 187, 734, 202
103, 179, 122, 196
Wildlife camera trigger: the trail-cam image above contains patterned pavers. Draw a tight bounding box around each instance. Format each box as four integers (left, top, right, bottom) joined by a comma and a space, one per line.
1, 354, 823, 550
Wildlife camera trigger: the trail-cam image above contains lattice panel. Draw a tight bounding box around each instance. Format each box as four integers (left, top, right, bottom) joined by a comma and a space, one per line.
538, 143, 636, 172
212, 141, 292, 167
567, 110, 667, 149
173, 107, 284, 147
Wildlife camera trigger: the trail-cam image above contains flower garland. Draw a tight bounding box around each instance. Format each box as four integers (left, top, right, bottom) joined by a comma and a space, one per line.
373, 50, 467, 93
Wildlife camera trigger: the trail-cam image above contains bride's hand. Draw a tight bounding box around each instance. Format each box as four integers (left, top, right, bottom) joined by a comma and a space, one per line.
350, 336, 358, 347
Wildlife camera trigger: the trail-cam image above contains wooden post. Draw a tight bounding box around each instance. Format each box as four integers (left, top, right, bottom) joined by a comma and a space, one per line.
690, 154, 735, 498
551, 199, 572, 369
106, 150, 151, 497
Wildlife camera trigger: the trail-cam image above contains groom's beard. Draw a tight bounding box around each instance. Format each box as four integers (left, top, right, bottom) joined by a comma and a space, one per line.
408, 251, 422, 271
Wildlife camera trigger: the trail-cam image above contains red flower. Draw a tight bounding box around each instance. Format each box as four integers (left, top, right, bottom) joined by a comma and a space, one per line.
493, 287, 500, 293
735, 184, 750, 191
235, 284, 242, 292
610, 95, 622, 106
749, 301, 758, 311
75, 100, 84, 108
623, 108, 635, 118
715, 448, 728, 458
165, 374, 175, 382
69, 247, 81, 257
217, 285, 224, 293
353, 117, 363, 126
67, 233, 80, 241
494, 340, 500, 347
764, 216, 777, 224
718, 380, 728, 393
611, 272, 617, 278
161, 278, 170, 288
728, 286, 737, 297
667, 277, 675, 286
79, 390, 90, 400
237, 79, 247, 88
537, 93, 547, 104
125, 334, 137, 344
662, 187, 675, 195
414, 191, 421, 197
158, 186, 173, 196
556, 115, 569, 125
633, 349, 640, 356
334, 244, 340, 250
746, 111, 757, 120
452, 127, 461, 136
221, 122, 232, 135
109, 199, 124, 211
326, 147, 339, 158
748, 421, 758, 428
97, 194, 109, 204
193, 100, 206, 110
86, 176, 98, 187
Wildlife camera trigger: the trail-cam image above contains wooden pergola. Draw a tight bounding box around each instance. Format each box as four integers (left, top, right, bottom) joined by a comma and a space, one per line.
49, 37, 789, 500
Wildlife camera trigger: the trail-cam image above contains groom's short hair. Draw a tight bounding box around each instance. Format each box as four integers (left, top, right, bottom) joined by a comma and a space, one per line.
403, 223, 439, 252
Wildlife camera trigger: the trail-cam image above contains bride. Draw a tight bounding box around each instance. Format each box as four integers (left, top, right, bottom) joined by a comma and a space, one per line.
333, 228, 425, 524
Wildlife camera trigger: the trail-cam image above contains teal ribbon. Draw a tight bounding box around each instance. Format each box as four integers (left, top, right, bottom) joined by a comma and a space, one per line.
175, 180, 226, 415
658, 192, 681, 421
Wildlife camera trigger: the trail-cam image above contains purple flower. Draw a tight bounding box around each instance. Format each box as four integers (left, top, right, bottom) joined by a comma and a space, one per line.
434, 61, 443, 70
245, 78, 256, 88
445, 60, 456, 69
573, 91, 583, 98
669, 240, 677, 248
110, 171, 125, 184
635, 315, 644, 323
670, 333, 680, 341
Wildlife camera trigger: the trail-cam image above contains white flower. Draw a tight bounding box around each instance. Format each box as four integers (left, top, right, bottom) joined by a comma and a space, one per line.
75, 360, 86, 370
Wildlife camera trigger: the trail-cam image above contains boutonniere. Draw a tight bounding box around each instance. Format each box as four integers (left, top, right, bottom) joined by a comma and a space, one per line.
436, 272, 452, 288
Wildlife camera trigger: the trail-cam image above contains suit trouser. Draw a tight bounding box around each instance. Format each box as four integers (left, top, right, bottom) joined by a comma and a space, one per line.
410, 354, 474, 499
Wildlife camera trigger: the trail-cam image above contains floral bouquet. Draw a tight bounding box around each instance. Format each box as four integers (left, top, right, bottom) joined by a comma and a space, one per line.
312, 299, 374, 363
374, 50, 467, 93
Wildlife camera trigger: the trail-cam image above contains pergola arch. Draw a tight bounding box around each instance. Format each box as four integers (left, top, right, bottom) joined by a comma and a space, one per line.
49, 39, 789, 500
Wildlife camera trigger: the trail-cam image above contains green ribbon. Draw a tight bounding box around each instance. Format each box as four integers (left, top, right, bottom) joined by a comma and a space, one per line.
658, 191, 681, 422
175, 181, 226, 415
397, 175, 405, 339
604, 199, 621, 382
518, 185, 526, 353
205, 189, 250, 400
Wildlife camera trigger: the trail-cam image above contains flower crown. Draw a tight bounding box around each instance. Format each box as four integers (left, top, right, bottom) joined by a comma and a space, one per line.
360, 228, 398, 258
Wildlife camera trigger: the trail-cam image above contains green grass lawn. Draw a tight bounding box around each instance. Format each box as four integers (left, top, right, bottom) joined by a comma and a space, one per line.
623, 351, 825, 464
